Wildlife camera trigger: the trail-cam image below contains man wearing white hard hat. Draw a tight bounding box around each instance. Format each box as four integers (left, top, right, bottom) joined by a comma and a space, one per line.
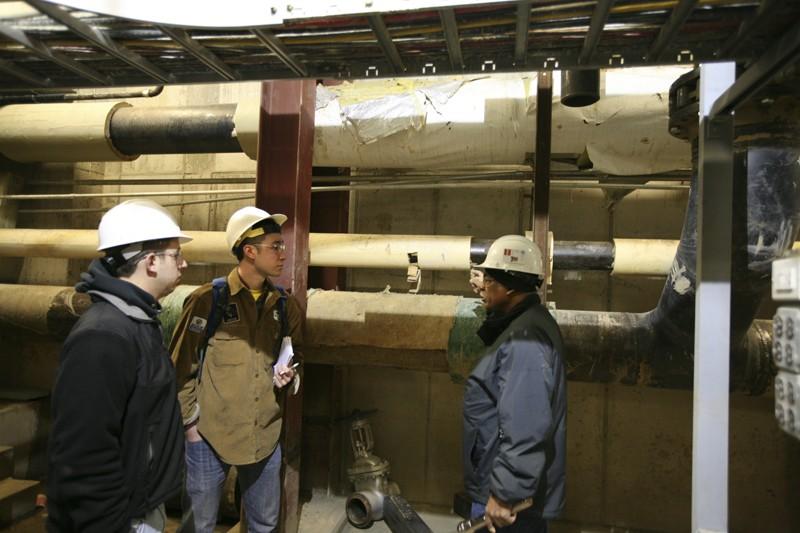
171, 206, 303, 533
463, 235, 566, 533
47, 200, 191, 533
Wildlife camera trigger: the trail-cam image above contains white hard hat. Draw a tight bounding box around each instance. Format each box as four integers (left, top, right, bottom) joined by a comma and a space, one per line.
97, 200, 192, 251
225, 206, 287, 253
475, 234, 544, 277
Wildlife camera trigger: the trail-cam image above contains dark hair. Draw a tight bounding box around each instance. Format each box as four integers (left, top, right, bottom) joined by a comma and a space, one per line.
105, 237, 174, 278
233, 219, 283, 261
484, 268, 542, 293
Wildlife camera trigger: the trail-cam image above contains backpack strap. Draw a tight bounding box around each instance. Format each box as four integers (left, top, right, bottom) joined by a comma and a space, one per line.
274, 286, 289, 355
197, 277, 229, 382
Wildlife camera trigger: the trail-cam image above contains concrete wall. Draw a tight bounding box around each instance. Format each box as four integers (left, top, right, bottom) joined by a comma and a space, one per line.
1, 80, 797, 532
340, 183, 800, 532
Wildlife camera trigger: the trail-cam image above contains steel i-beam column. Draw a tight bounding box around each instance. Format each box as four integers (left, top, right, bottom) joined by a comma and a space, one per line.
691, 62, 735, 533
256, 79, 316, 533
533, 71, 553, 300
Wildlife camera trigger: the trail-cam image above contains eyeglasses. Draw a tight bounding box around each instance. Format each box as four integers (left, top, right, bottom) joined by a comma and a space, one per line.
154, 249, 184, 262
250, 241, 286, 253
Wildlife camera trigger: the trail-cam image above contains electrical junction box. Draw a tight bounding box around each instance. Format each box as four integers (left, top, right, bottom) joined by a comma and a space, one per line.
772, 254, 800, 440
774, 372, 800, 438
773, 256, 800, 301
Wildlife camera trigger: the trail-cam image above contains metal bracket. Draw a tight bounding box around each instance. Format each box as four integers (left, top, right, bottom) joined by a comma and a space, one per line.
407, 252, 422, 294
543, 57, 559, 69
676, 49, 694, 63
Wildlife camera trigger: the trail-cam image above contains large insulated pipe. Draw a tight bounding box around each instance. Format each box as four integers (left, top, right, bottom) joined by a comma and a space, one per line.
648, 72, 800, 358
0, 228, 700, 276
1, 227, 797, 276
0, 78, 689, 173
0, 284, 773, 393
0, 101, 136, 162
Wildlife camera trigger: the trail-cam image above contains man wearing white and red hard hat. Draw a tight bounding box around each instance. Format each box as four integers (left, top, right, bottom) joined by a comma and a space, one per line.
171, 206, 303, 533
464, 235, 566, 533
48, 200, 191, 533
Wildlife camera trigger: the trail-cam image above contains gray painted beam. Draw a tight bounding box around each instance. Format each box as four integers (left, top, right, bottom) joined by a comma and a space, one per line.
251, 29, 308, 77
0, 57, 50, 87
0, 22, 110, 84
26, 0, 173, 83
514, 1, 531, 64
692, 61, 735, 533
158, 26, 240, 81
579, 0, 615, 64
646, 0, 698, 61
368, 14, 405, 74
439, 8, 463, 70
711, 24, 800, 119
716, 0, 777, 57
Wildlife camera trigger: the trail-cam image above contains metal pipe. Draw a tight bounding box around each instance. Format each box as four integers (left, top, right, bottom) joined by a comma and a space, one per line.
382, 495, 433, 533
0, 84, 690, 171
0, 285, 773, 394
0, 85, 163, 105
560, 69, 600, 107
345, 490, 384, 528
0, 181, 691, 202
108, 104, 241, 155
0, 229, 660, 274
0, 228, 796, 276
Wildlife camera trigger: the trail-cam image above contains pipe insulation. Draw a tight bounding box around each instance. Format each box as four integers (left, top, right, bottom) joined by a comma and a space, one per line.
0, 284, 773, 394
0, 77, 689, 173
0, 228, 702, 275
2, 227, 799, 275
0, 101, 136, 163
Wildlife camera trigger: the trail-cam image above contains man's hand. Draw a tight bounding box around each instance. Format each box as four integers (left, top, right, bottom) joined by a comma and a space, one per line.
485, 494, 516, 532
185, 423, 202, 443
273, 364, 296, 388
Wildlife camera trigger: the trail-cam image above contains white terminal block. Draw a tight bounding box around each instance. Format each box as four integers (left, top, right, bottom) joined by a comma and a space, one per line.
775, 371, 800, 440
773, 307, 800, 373
772, 256, 800, 301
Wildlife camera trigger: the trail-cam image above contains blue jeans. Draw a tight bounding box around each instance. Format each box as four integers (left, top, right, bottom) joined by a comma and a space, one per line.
181, 439, 282, 533
471, 502, 548, 533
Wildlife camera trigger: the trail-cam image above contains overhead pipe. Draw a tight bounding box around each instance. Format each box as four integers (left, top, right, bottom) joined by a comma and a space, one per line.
0, 228, 688, 275
0, 85, 163, 105
108, 104, 241, 156
560, 69, 600, 108
0, 227, 798, 276
0, 284, 773, 393
0, 78, 689, 173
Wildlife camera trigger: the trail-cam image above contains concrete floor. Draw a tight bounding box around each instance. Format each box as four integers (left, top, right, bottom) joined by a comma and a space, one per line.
0, 493, 655, 533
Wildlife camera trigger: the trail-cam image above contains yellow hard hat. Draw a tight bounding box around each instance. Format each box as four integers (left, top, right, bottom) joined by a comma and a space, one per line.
225, 206, 287, 254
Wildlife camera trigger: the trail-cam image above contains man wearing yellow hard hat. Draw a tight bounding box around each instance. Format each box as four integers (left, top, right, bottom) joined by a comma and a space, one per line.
171, 206, 303, 533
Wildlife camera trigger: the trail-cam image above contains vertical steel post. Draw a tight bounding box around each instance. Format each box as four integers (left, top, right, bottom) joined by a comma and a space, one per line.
692, 62, 735, 533
533, 71, 553, 300
256, 79, 316, 533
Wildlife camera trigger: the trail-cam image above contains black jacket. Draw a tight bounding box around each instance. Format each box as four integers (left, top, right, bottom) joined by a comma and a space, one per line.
463, 299, 567, 519
47, 259, 184, 533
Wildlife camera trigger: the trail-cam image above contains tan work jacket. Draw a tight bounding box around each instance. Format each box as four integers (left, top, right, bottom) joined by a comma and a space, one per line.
170, 268, 303, 465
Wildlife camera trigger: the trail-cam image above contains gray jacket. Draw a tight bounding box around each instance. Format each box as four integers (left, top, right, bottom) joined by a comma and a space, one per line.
462, 302, 566, 519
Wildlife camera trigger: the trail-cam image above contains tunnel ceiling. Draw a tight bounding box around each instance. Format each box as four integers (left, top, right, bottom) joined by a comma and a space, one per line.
0, 0, 798, 91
